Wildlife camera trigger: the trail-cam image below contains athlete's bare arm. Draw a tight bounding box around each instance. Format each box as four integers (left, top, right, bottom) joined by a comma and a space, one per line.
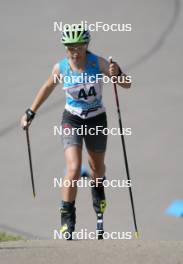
30, 64, 61, 112
20, 64, 62, 128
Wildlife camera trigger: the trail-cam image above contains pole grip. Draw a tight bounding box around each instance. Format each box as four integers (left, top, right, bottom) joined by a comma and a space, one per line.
108, 56, 113, 64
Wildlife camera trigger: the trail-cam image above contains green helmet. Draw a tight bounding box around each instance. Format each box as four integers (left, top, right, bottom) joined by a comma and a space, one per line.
61, 24, 90, 45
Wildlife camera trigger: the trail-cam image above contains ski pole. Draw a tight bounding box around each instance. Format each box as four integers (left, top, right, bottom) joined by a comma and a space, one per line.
25, 127, 36, 198
109, 57, 139, 239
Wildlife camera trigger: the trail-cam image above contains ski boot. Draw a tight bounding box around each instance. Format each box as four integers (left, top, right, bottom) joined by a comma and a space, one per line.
60, 201, 76, 240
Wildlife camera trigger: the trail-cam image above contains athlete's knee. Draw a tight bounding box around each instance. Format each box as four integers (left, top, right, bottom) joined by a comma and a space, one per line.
65, 164, 81, 181
89, 161, 105, 179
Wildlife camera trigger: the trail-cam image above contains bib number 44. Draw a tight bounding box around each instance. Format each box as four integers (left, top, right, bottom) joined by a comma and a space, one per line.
78, 86, 97, 100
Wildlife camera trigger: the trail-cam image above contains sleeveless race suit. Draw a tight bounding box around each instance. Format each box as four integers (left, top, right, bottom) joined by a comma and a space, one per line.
58, 51, 105, 119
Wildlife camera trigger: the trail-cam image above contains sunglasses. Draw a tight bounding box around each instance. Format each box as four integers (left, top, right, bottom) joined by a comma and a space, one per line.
65, 44, 87, 52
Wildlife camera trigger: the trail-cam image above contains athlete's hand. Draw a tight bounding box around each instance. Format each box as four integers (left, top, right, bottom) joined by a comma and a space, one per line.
20, 114, 31, 130
20, 109, 35, 130
109, 62, 121, 77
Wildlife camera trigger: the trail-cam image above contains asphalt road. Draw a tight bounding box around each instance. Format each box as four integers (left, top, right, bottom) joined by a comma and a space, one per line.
0, 240, 183, 264
0, 0, 183, 253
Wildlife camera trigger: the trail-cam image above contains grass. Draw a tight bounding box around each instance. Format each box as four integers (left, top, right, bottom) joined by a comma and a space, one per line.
0, 232, 23, 242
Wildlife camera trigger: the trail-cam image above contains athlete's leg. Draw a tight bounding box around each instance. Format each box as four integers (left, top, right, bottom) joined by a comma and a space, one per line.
84, 112, 108, 238
62, 145, 82, 202
87, 150, 107, 239
88, 150, 105, 182
87, 150, 106, 212
60, 145, 82, 240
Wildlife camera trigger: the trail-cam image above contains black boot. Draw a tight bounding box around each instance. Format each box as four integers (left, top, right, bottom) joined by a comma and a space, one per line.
91, 177, 107, 239
60, 201, 76, 240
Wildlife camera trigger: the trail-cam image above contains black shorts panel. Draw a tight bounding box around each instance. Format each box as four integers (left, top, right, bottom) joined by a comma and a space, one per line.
61, 110, 108, 152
